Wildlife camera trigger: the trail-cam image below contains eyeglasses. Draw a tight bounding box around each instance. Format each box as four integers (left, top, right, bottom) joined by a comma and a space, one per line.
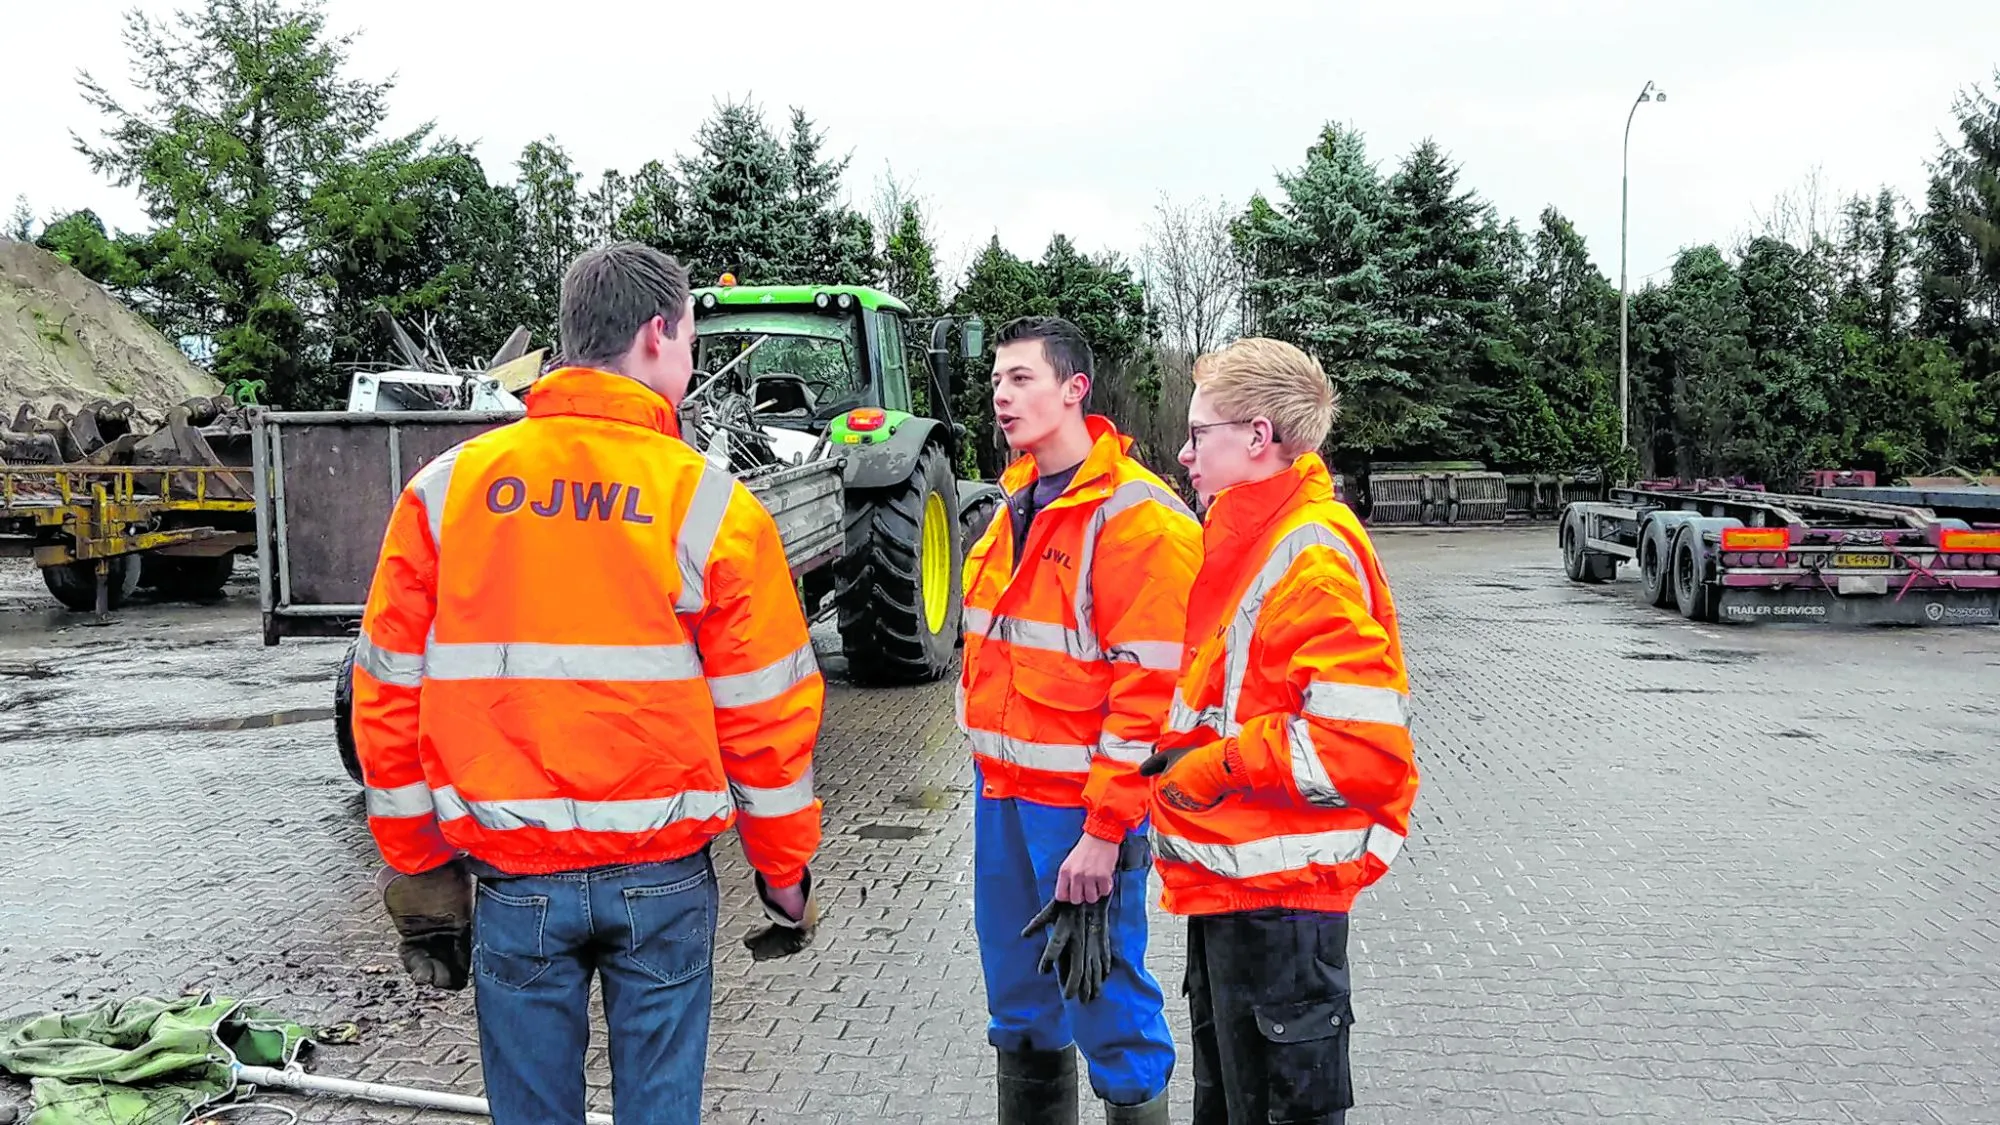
1186, 419, 1278, 450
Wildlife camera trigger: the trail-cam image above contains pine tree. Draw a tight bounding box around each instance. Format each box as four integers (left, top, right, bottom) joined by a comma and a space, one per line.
1232, 124, 1431, 461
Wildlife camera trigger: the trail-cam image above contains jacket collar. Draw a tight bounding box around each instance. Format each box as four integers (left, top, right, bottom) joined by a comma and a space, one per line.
523, 366, 683, 440
998, 415, 1130, 502
1203, 453, 1335, 542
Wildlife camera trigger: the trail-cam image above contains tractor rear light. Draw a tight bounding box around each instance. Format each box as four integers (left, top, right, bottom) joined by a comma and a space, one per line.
1720, 552, 1743, 567
1758, 551, 1782, 566
846, 408, 886, 432
1940, 530, 2000, 551
1721, 527, 1789, 551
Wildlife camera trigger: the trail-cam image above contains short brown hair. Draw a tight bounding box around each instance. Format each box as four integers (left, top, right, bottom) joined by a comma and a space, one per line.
1191, 337, 1340, 457
559, 242, 691, 370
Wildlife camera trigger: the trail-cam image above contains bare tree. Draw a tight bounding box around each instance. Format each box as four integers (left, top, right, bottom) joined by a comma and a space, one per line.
1141, 193, 1242, 356
1746, 164, 1838, 249
872, 161, 928, 249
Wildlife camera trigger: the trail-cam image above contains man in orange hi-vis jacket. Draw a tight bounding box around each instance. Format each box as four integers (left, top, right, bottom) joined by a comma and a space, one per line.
1140, 337, 1419, 1125
959, 316, 1201, 1125
351, 243, 824, 1125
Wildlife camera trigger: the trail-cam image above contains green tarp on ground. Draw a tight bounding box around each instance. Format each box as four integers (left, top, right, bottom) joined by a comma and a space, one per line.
0, 993, 317, 1125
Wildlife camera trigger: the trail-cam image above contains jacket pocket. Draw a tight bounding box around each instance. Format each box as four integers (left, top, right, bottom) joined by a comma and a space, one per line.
473, 884, 551, 991
1252, 994, 1355, 1122
1009, 646, 1108, 714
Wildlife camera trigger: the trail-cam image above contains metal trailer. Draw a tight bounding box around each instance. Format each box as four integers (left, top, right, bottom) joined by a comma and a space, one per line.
0, 462, 256, 612
250, 408, 844, 646
1558, 484, 2000, 626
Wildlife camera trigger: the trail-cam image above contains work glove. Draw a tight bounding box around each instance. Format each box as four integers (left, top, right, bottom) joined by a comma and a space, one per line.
1021, 894, 1113, 1004
1138, 741, 1247, 813
743, 868, 818, 962
376, 858, 473, 991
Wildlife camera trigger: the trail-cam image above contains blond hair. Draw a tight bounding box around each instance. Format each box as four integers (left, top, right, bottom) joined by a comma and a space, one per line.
1190, 337, 1339, 457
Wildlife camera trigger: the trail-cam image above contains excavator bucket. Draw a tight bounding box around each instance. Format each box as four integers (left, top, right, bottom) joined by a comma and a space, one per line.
129, 404, 254, 501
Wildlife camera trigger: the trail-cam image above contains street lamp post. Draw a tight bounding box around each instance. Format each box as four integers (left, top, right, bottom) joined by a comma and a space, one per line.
1620, 79, 1664, 481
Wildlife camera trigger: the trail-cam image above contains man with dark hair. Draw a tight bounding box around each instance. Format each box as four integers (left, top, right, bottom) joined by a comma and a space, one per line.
354, 241, 824, 1125
957, 315, 1200, 1123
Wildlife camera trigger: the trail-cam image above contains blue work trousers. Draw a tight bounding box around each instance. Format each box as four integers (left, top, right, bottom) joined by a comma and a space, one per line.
467, 848, 718, 1125
974, 769, 1176, 1106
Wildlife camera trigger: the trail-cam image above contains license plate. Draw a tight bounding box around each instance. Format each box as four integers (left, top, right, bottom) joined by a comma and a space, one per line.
1833, 552, 1891, 568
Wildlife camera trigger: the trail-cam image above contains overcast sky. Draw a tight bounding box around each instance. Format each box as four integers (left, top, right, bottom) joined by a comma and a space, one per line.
8, 0, 1999, 294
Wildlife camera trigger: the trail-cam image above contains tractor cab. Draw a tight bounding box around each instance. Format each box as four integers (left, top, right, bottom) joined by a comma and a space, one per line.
686, 278, 980, 471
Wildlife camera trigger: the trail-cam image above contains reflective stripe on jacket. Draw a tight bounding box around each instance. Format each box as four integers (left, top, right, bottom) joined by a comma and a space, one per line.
351, 366, 825, 883
1149, 454, 1418, 915
957, 416, 1202, 841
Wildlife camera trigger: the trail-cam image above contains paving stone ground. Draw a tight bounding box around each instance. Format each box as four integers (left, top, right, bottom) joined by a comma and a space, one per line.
1, 528, 1995, 1124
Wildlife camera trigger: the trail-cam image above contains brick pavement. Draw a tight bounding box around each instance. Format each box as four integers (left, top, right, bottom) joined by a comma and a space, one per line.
0, 530, 1995, 1124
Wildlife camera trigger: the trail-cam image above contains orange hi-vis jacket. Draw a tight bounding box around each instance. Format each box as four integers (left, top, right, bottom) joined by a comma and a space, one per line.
957, 416, 1203, 841
351, 366, 825, 887
1149, 454, 1418, 916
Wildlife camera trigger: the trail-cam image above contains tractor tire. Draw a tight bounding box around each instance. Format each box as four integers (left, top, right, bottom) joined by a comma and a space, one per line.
42, 556, 142, 612
836, 442, 963, 686
1638, 521, 1675, 608
1671, 528, 1716, 622
334, 637, 362, 785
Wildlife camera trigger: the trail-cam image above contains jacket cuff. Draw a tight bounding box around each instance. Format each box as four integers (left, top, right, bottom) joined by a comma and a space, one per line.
757, 866, 805, 891
1082, 805, 1131, 842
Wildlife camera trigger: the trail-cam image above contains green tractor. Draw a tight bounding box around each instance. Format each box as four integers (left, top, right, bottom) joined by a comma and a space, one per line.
684, 279, 1002, 684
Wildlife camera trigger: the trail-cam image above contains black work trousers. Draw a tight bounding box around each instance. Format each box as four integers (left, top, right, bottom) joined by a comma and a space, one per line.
1184, 908, 1355, 1124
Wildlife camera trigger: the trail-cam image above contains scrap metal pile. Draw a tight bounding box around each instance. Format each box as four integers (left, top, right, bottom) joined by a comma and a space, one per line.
0, 395, 255, 500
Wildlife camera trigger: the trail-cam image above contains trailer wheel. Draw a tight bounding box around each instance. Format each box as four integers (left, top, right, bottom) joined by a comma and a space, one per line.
145, 553, 237, 602
1562, 522, 1615, 583
42, 556, 143, 612
334, 638, 362, 785
836, 442, 963, 685
1639, 522, 1675, 608
1671, 528, 1716, 622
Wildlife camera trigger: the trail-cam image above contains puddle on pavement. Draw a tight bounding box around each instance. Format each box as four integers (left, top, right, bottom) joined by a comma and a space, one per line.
854, 823, 928, 840
1625, 686, 1711, 695
0, 706, 335, 743
187, 707, 336, 732
892, 785, 963, 810
1772, 729, 1818, 740
1622, 649, 1759, 665
0, 660, 57, 679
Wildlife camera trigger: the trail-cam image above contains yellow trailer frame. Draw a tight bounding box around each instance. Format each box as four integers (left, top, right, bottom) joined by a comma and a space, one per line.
0, 464, 257, 610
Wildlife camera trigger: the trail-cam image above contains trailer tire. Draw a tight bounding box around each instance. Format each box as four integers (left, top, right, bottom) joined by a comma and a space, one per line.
1671, 527, 1717, 622
1639, 521, 1675, 608
146, 553, 236, 602
836, 442, 962, 685
334, 638, 362, 785
1562, 520, 1615, 583
42, 556, 142, 612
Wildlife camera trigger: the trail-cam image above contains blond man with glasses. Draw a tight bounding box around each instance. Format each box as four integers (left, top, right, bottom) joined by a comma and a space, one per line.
1140, 338, 1421, 1124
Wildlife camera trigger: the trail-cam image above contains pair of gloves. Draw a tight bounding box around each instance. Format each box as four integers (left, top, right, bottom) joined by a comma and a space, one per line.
376, 859, 820, 991
1018, 828, 1164, 1006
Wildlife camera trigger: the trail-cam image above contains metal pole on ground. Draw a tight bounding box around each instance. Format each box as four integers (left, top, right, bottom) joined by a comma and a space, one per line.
235, 1064, 615, 1125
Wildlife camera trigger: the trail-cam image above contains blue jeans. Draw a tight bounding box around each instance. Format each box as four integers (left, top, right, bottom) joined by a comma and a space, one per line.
973, 766, 1176, 1105
468, 849, 718, 1125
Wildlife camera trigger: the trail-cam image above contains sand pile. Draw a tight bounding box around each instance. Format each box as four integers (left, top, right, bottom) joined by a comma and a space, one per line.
0, 238, 222, 416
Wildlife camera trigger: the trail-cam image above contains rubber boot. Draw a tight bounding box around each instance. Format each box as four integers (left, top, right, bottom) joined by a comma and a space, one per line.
997, 1045, 1079, 1125
1103, 1089, 1170, 1124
